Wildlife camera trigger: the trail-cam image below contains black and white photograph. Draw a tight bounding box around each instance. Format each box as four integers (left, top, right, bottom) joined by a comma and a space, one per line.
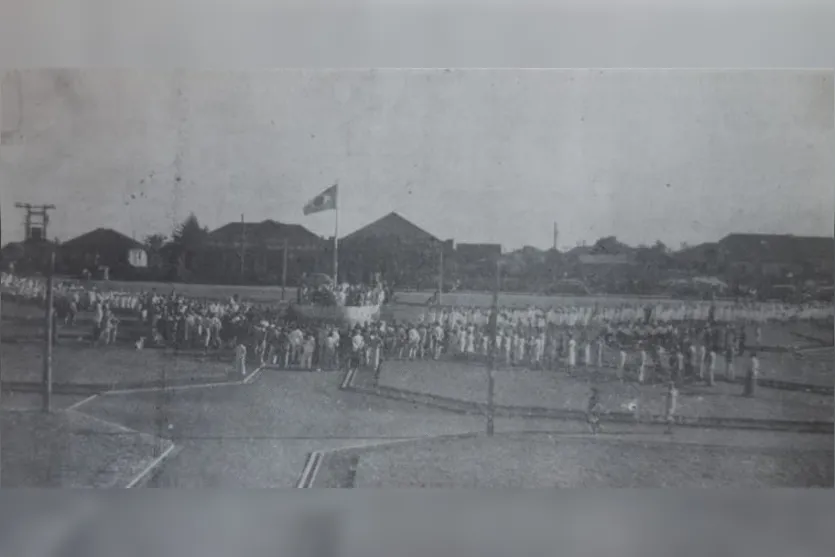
1, 68, 833, 487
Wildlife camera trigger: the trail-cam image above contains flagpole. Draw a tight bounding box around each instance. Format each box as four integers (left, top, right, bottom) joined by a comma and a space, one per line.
333, 183, 339, 284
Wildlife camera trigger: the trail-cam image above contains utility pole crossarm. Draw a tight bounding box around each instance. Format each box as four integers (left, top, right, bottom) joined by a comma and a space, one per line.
15, 203, 56, 241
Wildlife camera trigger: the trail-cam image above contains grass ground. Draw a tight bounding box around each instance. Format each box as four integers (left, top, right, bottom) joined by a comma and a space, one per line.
343, 432, 833, 487
379, 362, 833, 422
377, 358, 834, 423
1, 409, 171, 487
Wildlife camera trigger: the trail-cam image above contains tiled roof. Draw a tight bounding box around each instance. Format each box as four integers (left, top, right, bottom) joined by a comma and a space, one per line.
61, 228, 144, 252
341, 212, 439, 244
207, 220, 323, 247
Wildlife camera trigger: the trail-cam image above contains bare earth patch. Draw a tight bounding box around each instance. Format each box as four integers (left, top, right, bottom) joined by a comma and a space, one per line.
1, 410, 172, 487
377, 359, 833, 423
1, 341, 237, 389
340, 433, 833, 487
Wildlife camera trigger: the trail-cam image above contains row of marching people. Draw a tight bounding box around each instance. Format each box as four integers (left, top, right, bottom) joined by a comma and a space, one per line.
362, 317, 769, 386
423, 299, 833, 329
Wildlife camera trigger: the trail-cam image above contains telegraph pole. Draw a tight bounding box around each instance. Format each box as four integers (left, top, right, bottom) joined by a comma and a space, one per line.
551, 222, 560, 287
486, 258, 500, 436
437, 244, 444, 306
282, 238, 289, 301
0, 202, 3, 477
15, 203, 56, 241
239, 214, 246, 284
43, 250, 56, 412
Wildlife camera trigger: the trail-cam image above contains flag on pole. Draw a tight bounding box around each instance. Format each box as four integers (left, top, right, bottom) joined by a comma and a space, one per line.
303, 184, 338, 215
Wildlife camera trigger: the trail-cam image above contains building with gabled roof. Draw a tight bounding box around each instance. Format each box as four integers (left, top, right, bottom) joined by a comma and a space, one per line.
341, 212, 440, 245
59, 227, 147, 278
61, 227, 143, 253
672, 233, 833, 285
206, 219, 323, 250
195, 219, 326, 285
716, 233, 834, 282
339, 212, 444, 287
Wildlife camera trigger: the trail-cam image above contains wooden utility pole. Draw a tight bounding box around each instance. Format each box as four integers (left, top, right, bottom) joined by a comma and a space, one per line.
552, 222, 559, 285
43, 250, 56, 413
487, 258, 500, 436
239, 214, 246, 284
437, 245, 444, 306
282, 238, 289, 301
1, 202, 3, 478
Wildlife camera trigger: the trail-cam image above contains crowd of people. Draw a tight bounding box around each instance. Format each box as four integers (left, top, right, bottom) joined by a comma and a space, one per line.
2, 272, 832, 386
1, 272, 382, 372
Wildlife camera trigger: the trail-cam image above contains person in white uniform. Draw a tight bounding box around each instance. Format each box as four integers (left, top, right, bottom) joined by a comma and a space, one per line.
568, 336, 577, 369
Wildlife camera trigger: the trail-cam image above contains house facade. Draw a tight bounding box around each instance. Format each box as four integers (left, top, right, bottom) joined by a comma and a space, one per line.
59, 228, 146, 278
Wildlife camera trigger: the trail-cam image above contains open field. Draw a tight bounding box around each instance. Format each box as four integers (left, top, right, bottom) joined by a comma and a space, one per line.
316, 432, 833, 487
378, 359, 834, 423
0, 341, 239, 391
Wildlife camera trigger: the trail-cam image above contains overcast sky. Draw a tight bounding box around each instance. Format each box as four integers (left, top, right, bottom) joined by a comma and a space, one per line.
2, 69, 833, 250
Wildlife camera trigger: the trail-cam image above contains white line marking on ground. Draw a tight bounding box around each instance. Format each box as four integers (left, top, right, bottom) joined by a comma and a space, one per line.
296, 451, 323, 488
66, 408, 138, 434
66, 394, 99, 411
102, 381, 242, 396
312, 433, 482, 464
296, 453, 315, 488
243, 365, 265, 385
306, 453, 323, 488
102, 365, 265, 396
340, 368, 356, 389
303, 432, 486, 487
321, 437, 420, 454
125, 442, 177, 488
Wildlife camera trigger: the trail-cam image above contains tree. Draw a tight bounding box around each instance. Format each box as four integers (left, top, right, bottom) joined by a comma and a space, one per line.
143, 233, 167, 252
169, 213, 209, 280
172, 214, 208, 251
653, 240, 669, 254
143, 233, 168, 272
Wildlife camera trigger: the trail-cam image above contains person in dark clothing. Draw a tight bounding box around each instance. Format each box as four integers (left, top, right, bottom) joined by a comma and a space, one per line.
737, 325, 747, 355
586, 387, 602, 434
339, 329, 352, 371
